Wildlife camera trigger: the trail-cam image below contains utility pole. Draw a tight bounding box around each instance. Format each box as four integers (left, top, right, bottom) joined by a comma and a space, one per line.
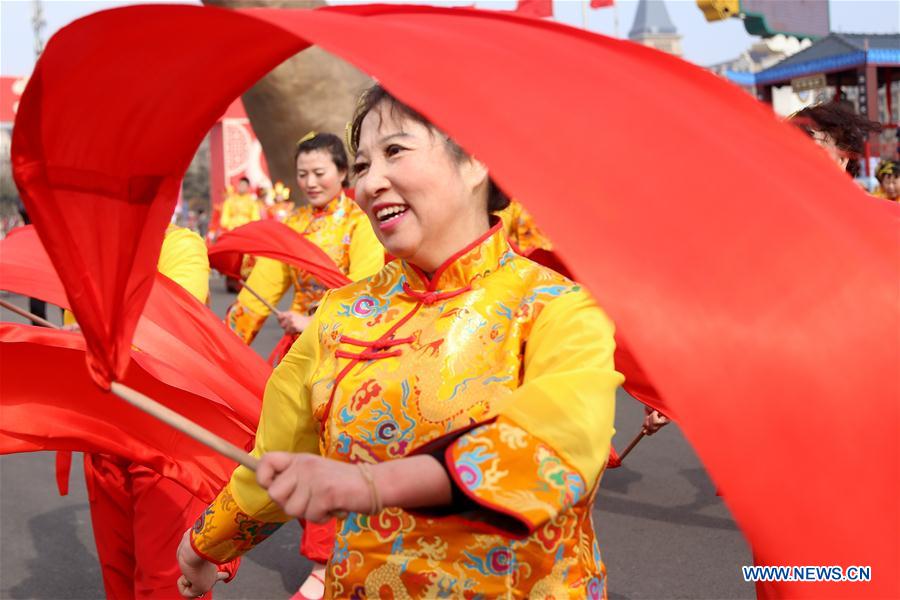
32, 0, 46, 59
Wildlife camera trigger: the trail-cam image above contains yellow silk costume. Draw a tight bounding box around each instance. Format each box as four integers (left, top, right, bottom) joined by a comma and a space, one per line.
155, 224, 211, 303
220, 192, 261, 231
872, 187, 898, 201
225, 193, 383, 344
497, 199, 553, 254
192, 221, 621, 598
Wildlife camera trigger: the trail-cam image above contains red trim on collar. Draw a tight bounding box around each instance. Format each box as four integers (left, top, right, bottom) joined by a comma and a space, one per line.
408, 218, 504, 291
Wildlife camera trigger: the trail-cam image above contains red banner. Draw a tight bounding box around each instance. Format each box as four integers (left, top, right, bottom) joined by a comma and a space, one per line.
207, 219, 350, 288
0, 324, 249, 503
0, 226, 268, 428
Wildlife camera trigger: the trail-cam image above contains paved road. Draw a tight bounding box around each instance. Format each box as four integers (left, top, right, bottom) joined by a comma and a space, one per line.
1, 279, 754, 599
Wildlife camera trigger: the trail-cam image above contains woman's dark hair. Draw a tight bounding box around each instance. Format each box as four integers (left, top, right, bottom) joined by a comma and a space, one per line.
348, 84, 510, 213
295, 132, 350, 188
792, 102, 882, 178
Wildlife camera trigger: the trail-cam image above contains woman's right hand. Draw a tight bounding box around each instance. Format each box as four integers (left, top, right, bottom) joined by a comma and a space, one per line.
276, 310, 311, 335
176, 529, 227, 598
642, 408, 670, 435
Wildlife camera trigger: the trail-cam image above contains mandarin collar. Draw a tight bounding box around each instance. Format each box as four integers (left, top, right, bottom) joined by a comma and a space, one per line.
310, 192, 348, 217
400, 218, 512, 293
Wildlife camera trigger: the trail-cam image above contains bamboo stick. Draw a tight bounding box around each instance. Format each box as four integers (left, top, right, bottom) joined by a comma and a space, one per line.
110, 381, 259, 471
616, 430, 646, 462
238, 280, 281, 315
0, 298, 58, 329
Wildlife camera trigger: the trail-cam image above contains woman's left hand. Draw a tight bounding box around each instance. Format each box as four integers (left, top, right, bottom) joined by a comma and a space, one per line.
276, 311, 310, 335
176, 529, 229, 598
256, 453, 371, 522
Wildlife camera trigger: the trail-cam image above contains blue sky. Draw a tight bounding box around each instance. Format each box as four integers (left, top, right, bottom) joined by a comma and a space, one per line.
2, 0, 898, 76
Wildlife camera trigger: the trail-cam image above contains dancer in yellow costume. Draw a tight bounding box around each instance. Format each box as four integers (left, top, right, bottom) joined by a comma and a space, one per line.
156, 224, 211, 302
267, 181, 296, 222
496, 198, 552, 254
873, 159, 899, 201
225, 133, 382, 358
219, 177, 261, 232
178, 86, 620, 599
219, 177, 262, 292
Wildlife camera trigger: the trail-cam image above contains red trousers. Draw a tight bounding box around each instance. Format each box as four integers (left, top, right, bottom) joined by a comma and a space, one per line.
83, 454, 211, 599
300, 519, 335, 564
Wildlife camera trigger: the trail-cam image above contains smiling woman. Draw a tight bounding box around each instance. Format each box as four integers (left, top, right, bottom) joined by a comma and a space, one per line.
350, 85, 511, 273
224, 132, 383, 357
178, 84, 622, 599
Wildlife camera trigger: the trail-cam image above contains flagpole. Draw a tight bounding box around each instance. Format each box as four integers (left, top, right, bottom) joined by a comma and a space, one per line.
616, 429, 646, 462
238, 279, 281, 315
110, 381, 260, 471
582, 0, 588, 30
0, 298, 57, 328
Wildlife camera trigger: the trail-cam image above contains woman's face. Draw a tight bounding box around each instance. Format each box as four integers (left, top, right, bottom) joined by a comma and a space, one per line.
353, 103, 490, 272
881, 173, 899, 199
296, 149, 346, 208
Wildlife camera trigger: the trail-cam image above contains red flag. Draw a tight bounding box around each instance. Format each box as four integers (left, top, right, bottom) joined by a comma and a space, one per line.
9, 7, 273, 389
0, 323, 250, 502
208, 219, 351, 288
0, 226, 268, 428
513, 0, 553, 18
591, 0, 614, 8
11, 6, 898, 598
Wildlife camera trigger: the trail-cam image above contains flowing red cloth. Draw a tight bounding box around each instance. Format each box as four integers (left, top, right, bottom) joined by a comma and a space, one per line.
0, 229, 252, 594
208, 219, 351, 288
0, 226, 67, 304
11, 6, 898, 598
0, 324, 250, 503
0, 226, 267, 429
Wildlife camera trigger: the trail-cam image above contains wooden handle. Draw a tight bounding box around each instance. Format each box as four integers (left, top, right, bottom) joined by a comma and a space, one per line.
0, 298, 59, 329
238, 280, 280, 315
616, 430, 646, 462
110, 381, 259, 471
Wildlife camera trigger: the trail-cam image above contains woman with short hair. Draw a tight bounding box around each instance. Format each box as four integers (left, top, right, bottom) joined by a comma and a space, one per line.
179, 85, 620, 599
